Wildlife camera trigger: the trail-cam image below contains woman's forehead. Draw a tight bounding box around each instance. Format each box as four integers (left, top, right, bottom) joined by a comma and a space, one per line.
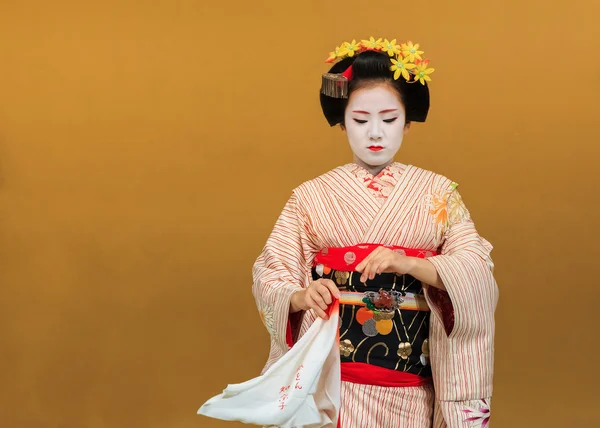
348, 85, 404, 109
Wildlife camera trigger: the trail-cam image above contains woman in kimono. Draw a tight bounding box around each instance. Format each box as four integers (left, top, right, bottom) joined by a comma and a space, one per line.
252, 38, 498, 427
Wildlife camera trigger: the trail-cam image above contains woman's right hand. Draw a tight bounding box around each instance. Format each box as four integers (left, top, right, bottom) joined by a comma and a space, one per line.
290, 279, 340, 319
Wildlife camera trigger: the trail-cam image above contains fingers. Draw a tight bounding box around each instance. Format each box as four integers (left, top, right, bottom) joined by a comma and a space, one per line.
371, 258, 390, 277
314, 279, 338, 305
309, 288, 328, 310
356, 247, 381, 272
319, 286, 333, 305
360, 257, 380, 282
320, 279, 340, 299
360, 263, 372, 282
305, 279, 341, 320
306, 293, 328, 319
358, 248, 399, 282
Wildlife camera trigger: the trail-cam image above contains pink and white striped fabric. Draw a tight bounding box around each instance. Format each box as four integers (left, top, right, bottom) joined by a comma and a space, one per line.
339, 382, 434, 427
252, 163, 499, 427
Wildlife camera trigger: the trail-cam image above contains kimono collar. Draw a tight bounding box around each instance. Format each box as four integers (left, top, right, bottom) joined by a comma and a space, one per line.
342, 162, 407, 201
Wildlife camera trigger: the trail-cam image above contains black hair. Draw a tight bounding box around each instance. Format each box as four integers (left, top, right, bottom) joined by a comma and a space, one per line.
319, 50, 430, 127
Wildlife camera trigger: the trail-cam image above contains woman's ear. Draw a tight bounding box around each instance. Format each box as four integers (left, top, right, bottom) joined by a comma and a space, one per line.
403, 122, 411, 135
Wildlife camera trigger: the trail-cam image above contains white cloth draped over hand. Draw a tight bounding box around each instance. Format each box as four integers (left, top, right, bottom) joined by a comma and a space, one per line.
198, 303, 341, 428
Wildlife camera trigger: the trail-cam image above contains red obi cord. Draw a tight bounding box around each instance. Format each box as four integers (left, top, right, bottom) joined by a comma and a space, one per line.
341, 362, 432, 387
314, 243, 438, 272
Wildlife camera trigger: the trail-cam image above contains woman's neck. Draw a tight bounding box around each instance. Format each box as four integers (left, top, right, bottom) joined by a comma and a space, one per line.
353, 156, 394, 177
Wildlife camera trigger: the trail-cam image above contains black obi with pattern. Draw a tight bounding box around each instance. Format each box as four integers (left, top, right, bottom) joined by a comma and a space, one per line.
311, 267, 432, 378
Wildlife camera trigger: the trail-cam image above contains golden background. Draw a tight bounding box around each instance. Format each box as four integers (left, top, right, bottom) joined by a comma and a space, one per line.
1, 1, 598, 427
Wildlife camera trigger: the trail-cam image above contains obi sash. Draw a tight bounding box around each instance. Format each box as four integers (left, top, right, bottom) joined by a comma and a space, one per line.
312, 244, 438, 387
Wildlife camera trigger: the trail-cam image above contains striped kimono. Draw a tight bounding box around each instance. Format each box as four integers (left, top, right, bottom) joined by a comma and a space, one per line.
252, 163, 498, 428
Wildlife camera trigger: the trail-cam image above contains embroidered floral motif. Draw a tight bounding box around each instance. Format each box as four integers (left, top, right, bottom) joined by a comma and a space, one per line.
429, 191, 450, 228
397, 342, 412, 359
462, 399, 491, 427
428, 182, 471, 241
259, 304, 277, 337
447, 187, 470, 225
344, 163, 406, 203
340, 339, 355, 357
334, 270, 350, 285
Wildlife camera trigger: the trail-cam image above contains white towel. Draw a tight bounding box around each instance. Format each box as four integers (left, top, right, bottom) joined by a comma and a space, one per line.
198, 302, 341, 427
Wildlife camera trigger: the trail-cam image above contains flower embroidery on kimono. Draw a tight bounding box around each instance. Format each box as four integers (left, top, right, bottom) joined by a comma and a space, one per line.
259, 304, 277, 337
428, 182, 470, 241
447, 187, 470, 225
462, 399, 491, 427
344, 163, 405, 203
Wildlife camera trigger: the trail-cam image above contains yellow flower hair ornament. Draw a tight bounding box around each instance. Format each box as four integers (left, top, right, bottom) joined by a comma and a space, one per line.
324, 37, 434, 85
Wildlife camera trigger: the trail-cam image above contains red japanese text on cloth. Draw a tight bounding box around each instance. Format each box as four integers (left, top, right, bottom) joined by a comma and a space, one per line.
278, 385, 291, 410
278, 365, 305, 411
295, 365, 304, 390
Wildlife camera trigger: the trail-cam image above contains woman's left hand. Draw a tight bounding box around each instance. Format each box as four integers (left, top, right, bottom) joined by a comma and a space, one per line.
355, 247, 416, 283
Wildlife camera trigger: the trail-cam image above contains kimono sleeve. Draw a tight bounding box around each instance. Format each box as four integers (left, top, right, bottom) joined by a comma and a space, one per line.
251, 192, 315, 354
426, 184, 499, 340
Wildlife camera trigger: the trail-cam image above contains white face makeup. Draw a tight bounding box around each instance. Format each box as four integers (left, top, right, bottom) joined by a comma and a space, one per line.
343, 84, 408, 170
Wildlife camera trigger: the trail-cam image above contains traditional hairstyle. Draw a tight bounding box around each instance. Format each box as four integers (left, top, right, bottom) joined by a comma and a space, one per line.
319, 38, 434, 127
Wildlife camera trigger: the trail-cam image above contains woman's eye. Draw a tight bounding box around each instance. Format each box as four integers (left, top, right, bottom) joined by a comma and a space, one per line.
383, 118, 398, 123
353, 119, 367, 124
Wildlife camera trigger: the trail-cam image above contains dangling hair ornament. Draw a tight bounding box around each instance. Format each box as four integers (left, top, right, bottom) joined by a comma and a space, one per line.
321, 64, 353, 99
321, 37, 435, 99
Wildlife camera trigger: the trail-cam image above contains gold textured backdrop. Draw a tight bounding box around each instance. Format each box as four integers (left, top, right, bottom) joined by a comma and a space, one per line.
0, 1, 599, 427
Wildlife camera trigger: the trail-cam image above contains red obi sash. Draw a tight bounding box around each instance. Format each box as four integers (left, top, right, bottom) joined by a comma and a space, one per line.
314, 243, 437, 272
